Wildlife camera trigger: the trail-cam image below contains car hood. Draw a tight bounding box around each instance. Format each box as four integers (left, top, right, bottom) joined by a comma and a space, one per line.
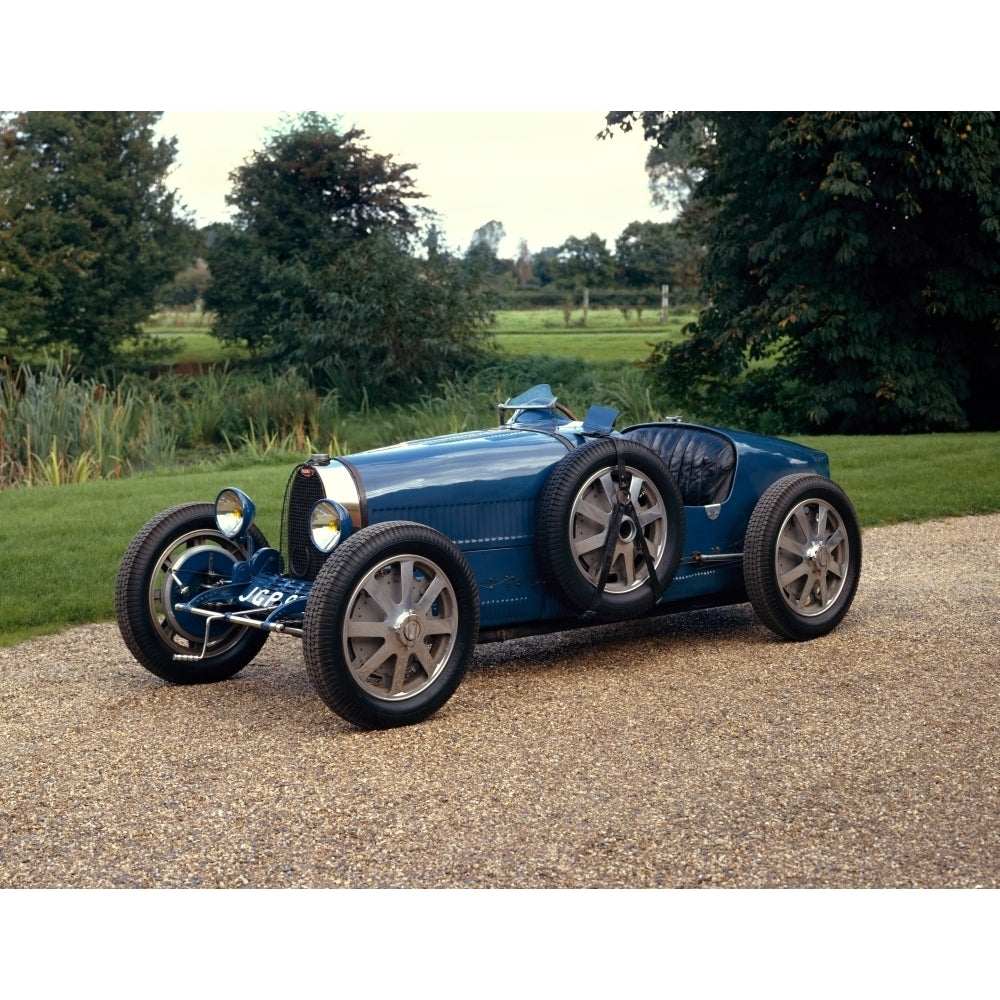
322, 425, 575, 547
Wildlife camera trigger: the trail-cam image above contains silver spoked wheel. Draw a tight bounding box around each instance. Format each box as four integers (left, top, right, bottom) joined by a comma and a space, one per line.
569, 465, 668, 594
304, 522, 479, 728
343, 553, 458, 702
744, 474, 862, 641
773, 497, 851, 617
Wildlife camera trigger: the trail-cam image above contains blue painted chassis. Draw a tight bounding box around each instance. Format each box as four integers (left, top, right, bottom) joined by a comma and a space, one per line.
173, 406, 831, 642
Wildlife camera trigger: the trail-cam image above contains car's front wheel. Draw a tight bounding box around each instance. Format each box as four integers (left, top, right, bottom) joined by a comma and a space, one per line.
302, 521, 480, 729
115, 503, 269, 683
744, 475, 862, 640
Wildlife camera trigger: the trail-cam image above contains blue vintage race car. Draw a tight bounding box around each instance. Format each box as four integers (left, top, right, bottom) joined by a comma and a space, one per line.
115, 385, 862, 728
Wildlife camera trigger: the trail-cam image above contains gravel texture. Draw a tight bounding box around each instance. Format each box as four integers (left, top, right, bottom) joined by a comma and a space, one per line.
2, 515, 998, 889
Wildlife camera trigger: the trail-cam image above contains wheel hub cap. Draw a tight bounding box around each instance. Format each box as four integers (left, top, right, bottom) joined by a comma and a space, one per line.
395, 613, 422, 645
806, 540, 830, 569
343, 554, 458, 702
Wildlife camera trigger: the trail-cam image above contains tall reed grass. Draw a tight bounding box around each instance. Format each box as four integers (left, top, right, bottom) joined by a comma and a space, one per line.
0, 362, 179, 488
1, 357, 665, 490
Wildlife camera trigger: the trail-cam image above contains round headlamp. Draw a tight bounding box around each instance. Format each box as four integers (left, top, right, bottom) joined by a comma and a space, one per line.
215, 488, 256, 539
309, 499, 353, 553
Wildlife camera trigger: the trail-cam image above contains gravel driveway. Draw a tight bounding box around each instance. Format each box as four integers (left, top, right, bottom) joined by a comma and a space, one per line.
2, 515, 998, 888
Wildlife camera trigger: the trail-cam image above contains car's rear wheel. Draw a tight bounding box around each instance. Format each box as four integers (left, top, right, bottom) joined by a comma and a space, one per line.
115, 503, 269, 683
303, 521, 480, 729
744, 474, 862, 640
535, 438, 685, 621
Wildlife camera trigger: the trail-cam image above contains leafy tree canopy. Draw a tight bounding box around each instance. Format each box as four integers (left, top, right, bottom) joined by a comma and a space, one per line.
467, 220, 506, 258
609, 112, 1000, 432
205, 114, 495, 399
556, 233, 614, 288
465, 219, 514, 286
270, 229, 496, 401
529, 246, 561, 287
222, 112, 427, 264
614, 219, 703, 296
0, 111, 196, 369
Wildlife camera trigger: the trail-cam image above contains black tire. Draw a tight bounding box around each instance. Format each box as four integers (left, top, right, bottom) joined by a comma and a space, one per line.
115, 503, 269, 683
534, 438, 685, 621
744, 474, 862, 640
302, 521, 480, 729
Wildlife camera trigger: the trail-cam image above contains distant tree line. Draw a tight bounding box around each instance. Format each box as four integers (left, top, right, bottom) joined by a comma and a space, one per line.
448, 217, 703, 309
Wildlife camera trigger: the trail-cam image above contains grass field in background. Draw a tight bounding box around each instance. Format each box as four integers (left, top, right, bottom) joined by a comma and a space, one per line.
145, 329, 669, 368
496, 332, 665, 364
493, 308, 690, 335
493, 308, 689, 364
141, 308, 691, 367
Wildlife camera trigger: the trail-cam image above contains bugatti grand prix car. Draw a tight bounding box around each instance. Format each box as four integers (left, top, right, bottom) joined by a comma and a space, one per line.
115, 385, 862, 728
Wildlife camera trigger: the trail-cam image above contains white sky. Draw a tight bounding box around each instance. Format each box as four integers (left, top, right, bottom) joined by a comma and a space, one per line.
5, 6, 985, 264
155, 111, 663, 259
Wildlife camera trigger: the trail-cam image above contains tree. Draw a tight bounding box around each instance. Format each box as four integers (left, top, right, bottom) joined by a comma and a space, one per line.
205, 114, 495, 397
206, 113, 427, 359
467, 220, 505, 260
642, 113, 709, 215
513, 239, 534, 286
610, 112, 1000, 432
226, 112, 426, 258
556, 233, 614, 288
465, 219, 515, 288
614, 219, 703, 298
0, 112, 195, 368
272, 229, 496, 400
531, 246, 561, 287
156, 258, 211, 308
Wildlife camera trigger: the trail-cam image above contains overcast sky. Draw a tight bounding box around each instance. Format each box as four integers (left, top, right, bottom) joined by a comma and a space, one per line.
155, 110, 663, 258
6, 4, 982, 263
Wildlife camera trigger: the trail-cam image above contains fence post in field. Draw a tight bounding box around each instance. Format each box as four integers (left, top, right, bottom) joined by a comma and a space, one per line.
661, 284, 670, 322
583, 287, 589, 327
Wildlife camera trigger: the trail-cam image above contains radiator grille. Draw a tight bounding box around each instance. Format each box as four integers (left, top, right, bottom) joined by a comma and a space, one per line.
281, 465, 329, 581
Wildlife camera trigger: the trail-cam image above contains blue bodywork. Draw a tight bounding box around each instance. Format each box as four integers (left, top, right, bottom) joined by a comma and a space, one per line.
174, 386, 831, 641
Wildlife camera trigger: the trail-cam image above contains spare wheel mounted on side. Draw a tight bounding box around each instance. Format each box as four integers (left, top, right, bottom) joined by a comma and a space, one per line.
535, 437, 685, 621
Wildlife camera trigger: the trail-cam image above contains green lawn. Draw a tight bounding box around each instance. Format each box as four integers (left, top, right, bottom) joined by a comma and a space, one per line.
493, 308, 689, 364
492, 307, 691, 335
795, 432, 1000, 526
0, 463, 293, 647
495, 332, 668, 364
142, 329, 251, 365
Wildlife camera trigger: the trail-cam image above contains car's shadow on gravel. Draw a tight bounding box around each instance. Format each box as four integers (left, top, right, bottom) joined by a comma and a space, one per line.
470, 602, 763, 674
